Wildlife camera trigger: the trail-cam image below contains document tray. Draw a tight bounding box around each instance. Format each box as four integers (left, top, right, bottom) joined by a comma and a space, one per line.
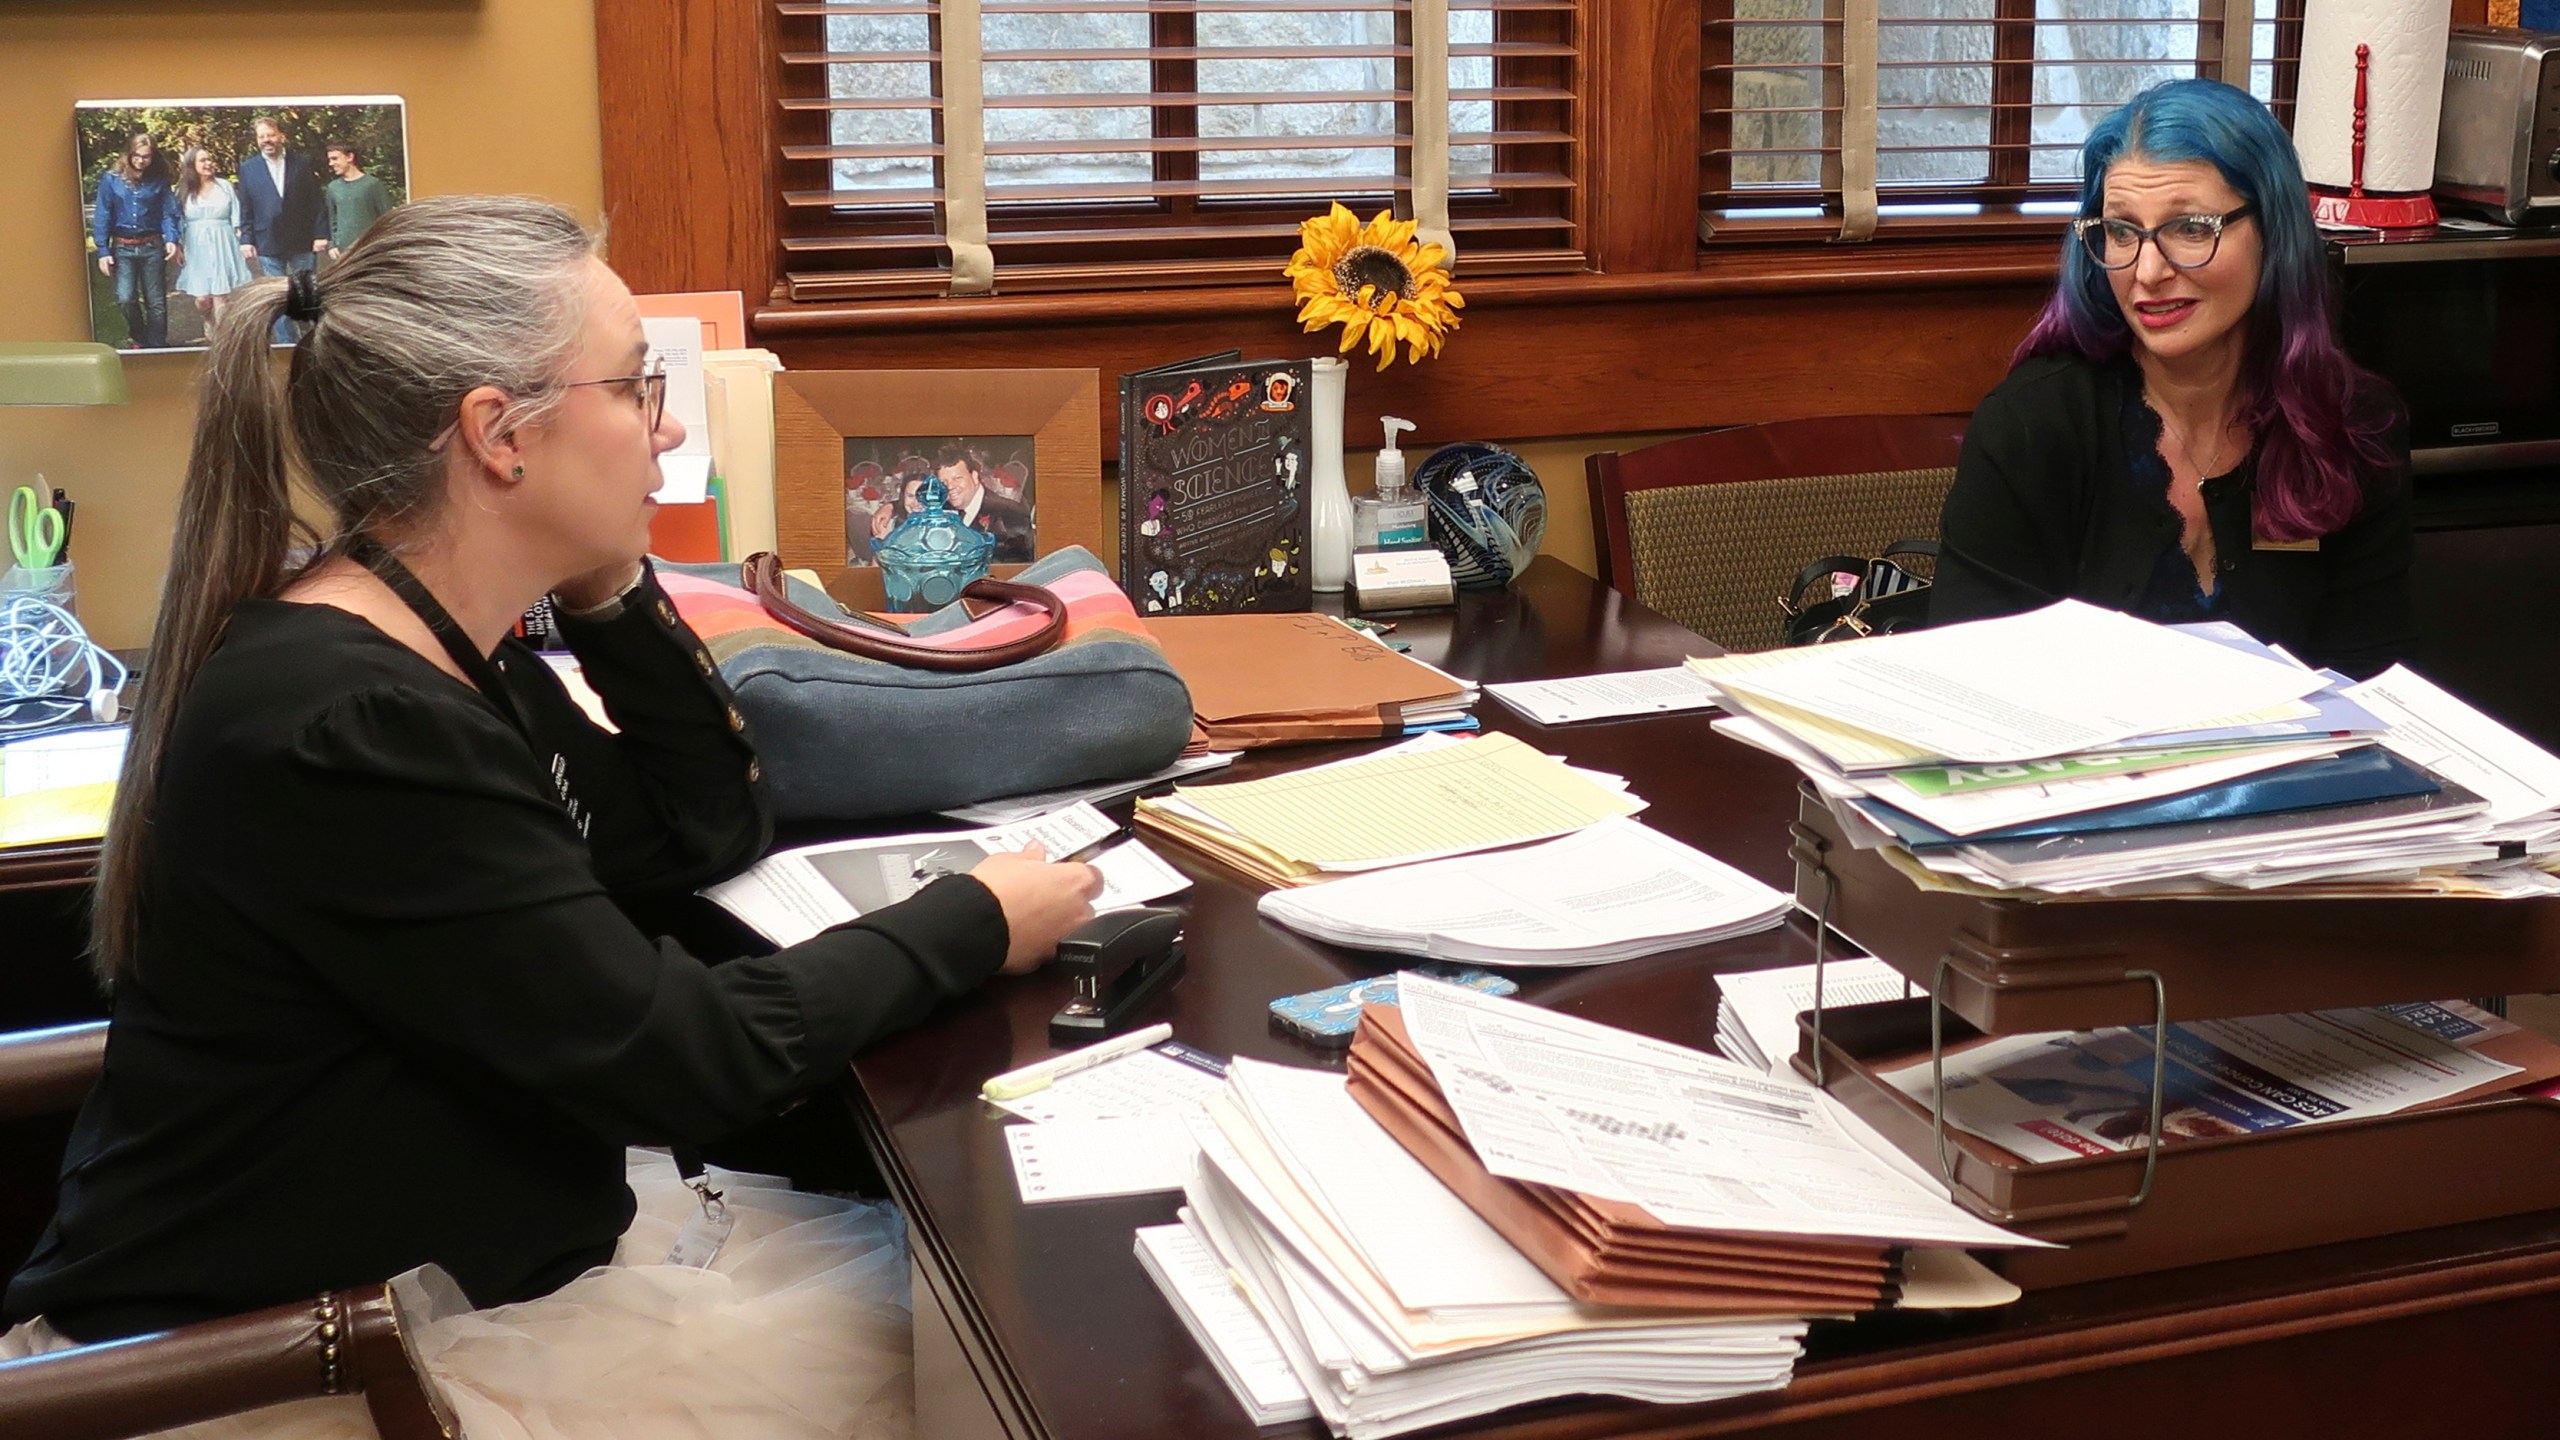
1794, 997, 2560, 1288
1788, 788, 2560, 1035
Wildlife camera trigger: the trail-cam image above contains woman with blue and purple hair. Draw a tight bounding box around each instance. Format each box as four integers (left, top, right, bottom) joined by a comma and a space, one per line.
1931, 78, 2415, 677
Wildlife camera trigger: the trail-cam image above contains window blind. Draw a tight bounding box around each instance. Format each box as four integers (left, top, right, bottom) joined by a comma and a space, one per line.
777, 0, 1584, 301
1701, 0, 2303, 238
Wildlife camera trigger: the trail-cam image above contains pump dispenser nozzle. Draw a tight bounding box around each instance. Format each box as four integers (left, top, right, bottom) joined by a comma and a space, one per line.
1376, 416, 1416, 498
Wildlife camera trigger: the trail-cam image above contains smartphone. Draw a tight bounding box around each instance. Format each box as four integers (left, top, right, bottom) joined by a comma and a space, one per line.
1268, 965, 1518, 1049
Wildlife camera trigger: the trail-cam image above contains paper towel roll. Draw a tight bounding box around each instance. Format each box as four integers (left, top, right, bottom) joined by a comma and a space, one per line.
2293, 0, 2454, 193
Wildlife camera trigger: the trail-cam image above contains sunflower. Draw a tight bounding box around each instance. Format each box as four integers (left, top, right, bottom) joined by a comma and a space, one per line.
1283, 203, 1464, 371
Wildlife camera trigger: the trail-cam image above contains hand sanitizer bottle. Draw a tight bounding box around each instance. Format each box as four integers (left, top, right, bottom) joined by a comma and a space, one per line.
1352, 416, 1429, 551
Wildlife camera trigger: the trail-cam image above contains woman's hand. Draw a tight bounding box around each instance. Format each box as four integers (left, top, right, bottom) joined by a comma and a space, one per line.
971, 843, 1103, 975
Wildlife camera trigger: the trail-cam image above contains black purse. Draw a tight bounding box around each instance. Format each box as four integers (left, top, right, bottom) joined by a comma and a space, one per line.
1779, 539, 1938, 646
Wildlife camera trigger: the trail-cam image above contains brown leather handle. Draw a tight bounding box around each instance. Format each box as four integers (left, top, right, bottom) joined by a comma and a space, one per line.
741, 552, 1068, 673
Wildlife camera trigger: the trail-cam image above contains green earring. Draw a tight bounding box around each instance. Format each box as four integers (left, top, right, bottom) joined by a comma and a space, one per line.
511, 464, 525, 480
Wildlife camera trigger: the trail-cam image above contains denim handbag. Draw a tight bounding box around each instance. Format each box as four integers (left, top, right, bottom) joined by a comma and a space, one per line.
657, 547, 1194, 821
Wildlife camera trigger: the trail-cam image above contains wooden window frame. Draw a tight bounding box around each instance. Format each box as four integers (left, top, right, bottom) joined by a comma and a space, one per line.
596, 0, 2455, 447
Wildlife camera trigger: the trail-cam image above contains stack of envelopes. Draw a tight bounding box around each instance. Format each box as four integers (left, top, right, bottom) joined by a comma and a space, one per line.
1145, 613, 1477, 748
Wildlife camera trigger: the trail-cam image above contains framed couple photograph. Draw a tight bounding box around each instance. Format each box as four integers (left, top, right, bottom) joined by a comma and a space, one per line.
73, 95, 410, 353
773, 370, 1104, 613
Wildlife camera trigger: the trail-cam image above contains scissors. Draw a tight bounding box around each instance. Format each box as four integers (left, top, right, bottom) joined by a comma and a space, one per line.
9, 486, 63, 570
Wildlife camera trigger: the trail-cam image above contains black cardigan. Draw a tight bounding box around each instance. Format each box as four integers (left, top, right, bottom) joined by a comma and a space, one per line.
6, 567, 1008, 1341
1930, 352, 2417, 678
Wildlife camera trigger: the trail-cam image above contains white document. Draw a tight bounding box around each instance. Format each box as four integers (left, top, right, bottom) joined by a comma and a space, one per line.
2350, 665, 2560, 827
1257, 818, 1789, 966
1884, 1001, 2526, 1164
0, 726, 128, 797
1228, 1059, 1570, 1315
1133, 1224, 1315, 1425
1712, 600, 2328, 765
1393, 975, 2039, 1249
938, 750, 1240, 826
701, 802, 1188, 945
1715, 958, 1920, 1079
990, 1045, 1229, 1125
640, 314, 714, 504
1485, 668, 1723, 726
1006, 1114, 1194, 1203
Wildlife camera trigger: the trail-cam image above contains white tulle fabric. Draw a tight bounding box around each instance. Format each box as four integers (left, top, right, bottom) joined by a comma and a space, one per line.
0, 1150, 915, 1440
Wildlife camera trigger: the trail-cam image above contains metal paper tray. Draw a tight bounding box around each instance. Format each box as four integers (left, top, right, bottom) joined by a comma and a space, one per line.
1788, 788, 2560, 1035
1795, 997, 2560, 1289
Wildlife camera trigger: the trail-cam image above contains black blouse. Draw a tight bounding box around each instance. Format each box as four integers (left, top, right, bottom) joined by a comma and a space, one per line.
5, 566, 1008, 1341
1930, 353, 2418, 678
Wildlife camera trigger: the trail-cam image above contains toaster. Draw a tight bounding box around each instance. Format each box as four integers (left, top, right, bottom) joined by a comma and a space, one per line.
2436, 26, 2560, 226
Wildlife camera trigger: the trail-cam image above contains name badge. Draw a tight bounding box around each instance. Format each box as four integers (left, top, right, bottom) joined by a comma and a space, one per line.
2253, 535, 2320, 553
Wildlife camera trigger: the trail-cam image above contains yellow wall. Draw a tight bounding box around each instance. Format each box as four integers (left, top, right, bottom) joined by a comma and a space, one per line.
0, 0, 605, 650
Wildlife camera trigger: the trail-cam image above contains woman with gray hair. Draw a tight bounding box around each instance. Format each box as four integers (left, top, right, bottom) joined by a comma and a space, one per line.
2, 195, 1100, 1437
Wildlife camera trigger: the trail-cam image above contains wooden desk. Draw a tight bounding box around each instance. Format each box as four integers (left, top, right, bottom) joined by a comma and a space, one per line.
846, 558, 2560, 1440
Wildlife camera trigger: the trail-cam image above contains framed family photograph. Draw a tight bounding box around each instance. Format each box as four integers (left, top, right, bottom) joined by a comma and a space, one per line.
773, 370, 1103, 612
74, 95, 410, 352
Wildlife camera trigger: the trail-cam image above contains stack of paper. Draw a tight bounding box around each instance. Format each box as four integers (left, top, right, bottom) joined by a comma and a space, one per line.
1147, 613, 1478, 748
1484, 667, 1723, 727
1144, 981, 2031, 1436
1257, 817, 1790, 966
1135, 732, 1644, 888
1715, 958, 1921, 1078
1695, 604, 2560, 898
1163, 1057, 1814, 1438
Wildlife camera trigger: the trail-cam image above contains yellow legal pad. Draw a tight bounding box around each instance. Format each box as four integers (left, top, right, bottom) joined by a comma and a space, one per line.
0, 726, 128, 847
0, 782, 114, 847
1136, 732, 1642, 886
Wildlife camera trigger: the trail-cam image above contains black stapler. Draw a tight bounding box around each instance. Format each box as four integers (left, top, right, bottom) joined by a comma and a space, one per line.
1048, 907, 1186, 1046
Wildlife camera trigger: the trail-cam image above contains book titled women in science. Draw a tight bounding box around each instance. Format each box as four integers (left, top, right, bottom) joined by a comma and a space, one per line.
1118, 352, 1312, 615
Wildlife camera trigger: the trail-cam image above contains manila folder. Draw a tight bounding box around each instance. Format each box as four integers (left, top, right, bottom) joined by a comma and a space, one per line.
1145, 613, 1466, 742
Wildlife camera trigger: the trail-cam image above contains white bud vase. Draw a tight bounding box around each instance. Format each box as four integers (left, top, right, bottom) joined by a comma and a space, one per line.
1307, 356, 1352, 593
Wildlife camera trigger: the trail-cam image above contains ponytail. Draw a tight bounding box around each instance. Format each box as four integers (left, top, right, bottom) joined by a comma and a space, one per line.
93, 280, 309, 980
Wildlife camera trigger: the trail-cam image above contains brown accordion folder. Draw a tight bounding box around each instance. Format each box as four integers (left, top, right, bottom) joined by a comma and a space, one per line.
1345, 1006, 1901, 1314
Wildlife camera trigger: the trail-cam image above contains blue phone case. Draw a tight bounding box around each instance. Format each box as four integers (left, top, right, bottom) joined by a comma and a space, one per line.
1268, 965, 1518, 1048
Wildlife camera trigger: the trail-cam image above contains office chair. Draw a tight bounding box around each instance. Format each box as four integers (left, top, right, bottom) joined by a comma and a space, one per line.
0, 1022, 461, 1440
1585, 414, 1969, 651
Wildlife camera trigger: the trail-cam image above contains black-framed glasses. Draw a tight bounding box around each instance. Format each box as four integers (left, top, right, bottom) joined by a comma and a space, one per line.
561, 355, 669, 430
2073, 205, 2254, 272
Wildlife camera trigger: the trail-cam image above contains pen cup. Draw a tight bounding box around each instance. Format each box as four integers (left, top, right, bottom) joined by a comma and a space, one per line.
0, 561, 75, 618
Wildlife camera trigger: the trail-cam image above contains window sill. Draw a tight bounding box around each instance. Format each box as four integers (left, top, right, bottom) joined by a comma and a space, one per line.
751, 235, 2062, 338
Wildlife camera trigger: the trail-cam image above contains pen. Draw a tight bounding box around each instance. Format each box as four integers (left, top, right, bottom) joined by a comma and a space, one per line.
50, 490, 72, 562
1056, 824, 1132, 867
981, 1021, 1173, 1101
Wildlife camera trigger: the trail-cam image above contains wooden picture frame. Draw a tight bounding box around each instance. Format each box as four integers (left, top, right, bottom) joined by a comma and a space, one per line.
774, 369, 1103, 611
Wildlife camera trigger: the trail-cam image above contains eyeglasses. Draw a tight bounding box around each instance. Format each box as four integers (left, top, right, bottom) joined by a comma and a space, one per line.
2073, 205, 2254, 272
560, 356, 670, 431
